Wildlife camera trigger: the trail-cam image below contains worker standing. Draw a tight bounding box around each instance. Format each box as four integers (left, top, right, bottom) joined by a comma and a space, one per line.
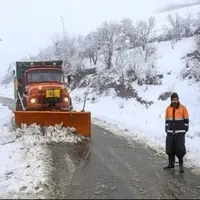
164, 92, 189, 173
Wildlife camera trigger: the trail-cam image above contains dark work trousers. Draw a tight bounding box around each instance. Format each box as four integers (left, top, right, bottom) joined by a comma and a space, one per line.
166, 133, 186, 164
166, 107, 186, 165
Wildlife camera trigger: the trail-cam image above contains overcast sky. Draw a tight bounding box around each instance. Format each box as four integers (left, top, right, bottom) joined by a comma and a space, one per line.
0, 0, 181, 79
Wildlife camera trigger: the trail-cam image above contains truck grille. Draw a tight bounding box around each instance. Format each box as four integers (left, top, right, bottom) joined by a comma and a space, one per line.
43, 97, 61, 104
38, 96, 61, 104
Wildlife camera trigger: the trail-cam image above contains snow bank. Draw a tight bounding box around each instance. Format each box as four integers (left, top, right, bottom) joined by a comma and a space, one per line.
0, 103, 85, 198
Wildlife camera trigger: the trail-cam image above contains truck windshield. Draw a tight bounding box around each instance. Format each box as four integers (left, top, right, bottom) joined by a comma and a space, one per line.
27, 71, 64, 83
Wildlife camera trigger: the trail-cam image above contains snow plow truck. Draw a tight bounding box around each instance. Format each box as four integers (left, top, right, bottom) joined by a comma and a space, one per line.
13, 60, 91, 137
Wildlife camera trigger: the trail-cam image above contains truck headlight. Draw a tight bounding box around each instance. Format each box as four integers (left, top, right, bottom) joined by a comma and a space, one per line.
30, 98, 36, 104
64, 97, 69, 103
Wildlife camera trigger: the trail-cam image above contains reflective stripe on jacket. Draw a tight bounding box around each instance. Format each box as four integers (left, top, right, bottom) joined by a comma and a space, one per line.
165, 103, 189, 134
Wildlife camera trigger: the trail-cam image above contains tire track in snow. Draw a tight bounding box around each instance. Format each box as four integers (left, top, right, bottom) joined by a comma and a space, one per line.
49, 144, 76, 199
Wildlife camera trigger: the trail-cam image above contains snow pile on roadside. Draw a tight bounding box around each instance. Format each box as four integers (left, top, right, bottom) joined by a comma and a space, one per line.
0, 141, 52, 199
0, 104, 14, 145
0, 103, 85, 198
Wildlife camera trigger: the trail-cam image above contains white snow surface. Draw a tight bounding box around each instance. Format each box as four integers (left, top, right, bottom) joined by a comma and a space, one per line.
0, 82, 14, 99
71, 36, 200, 169
0, 103, 84, 198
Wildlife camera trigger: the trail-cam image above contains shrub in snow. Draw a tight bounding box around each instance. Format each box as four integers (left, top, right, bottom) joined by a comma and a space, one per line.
91, 97, 96, 103
114, 82, 137, 99
136, 95, 153, 107
158, 92, 172, 101
125, 67, 138, 82
74, 96, 81, 103
90, 95, 100, 103
137, 75, 162, 86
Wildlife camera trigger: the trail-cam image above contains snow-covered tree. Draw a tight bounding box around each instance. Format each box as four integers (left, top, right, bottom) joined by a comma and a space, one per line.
120, 18, 138, 49
97, 21, 121, 69
164, 14, 184, 42
182, 14, 195, 37
50, 34, 84, 74
81, 31, 101, 65
135, 17, 156, 51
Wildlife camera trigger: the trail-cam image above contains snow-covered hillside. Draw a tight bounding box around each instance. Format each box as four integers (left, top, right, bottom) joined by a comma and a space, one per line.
155, 3, 200, 30
1, 2, 200, 170
71, 36, 200, 169
157, 0, 200, 13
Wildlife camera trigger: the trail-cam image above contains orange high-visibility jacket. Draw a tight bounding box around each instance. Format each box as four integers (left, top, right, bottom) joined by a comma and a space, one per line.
165, 103, 189, 134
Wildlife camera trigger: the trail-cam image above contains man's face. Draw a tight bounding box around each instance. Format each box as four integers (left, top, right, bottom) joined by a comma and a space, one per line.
171, 98, 179, 107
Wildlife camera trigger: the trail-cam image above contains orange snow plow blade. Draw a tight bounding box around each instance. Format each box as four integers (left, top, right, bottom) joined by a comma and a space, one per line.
14, 111, 91, 137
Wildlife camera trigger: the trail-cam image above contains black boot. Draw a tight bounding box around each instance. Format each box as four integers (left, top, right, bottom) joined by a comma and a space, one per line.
179, 158, 184, 173
164, 156, 175, 169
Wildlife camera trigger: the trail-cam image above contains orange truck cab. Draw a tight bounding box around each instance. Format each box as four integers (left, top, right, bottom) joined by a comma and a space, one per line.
14, 60, 73, 111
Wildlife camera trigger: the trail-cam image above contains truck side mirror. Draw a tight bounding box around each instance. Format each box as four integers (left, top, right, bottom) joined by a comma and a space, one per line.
66, 75, 74, 85
64, 77, 68, 84
13, 70, 15, 75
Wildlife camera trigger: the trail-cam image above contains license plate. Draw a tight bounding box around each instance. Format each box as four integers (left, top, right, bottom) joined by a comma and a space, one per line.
46, 89, 60, 98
